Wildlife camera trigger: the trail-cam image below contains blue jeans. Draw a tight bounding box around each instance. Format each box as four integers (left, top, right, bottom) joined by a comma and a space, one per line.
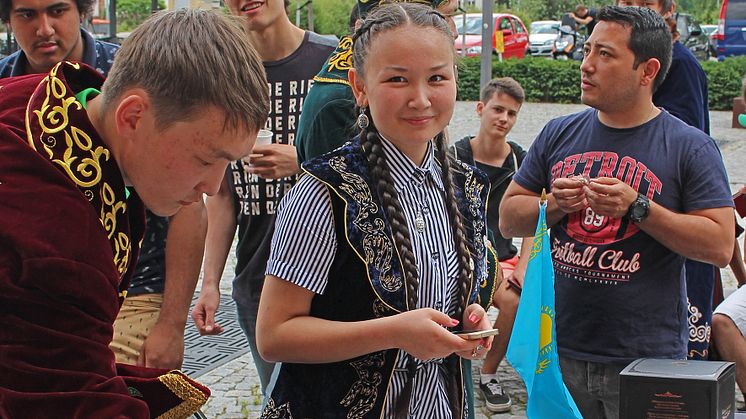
559, 356, 625, 419
236, 295, 275, 395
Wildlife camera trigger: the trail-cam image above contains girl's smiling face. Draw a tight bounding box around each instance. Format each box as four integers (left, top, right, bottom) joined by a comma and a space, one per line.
350, 24, 457, 164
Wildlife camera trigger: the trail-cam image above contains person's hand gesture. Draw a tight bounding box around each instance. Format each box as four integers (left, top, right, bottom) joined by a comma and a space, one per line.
390, 308, 475, 361
245, 144, 300, 179
454, 304, 494, 360
191, 286, 224, 335
552, 177, 588, 214
583, 177, 638, 219
137, 320, 185, 370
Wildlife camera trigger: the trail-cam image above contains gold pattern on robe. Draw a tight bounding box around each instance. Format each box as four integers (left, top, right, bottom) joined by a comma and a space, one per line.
26, 62, 131, 278
326, 36, 353, 73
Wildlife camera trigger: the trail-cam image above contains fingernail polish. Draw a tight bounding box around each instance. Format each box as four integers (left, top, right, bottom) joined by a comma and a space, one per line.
451, 319, 460, 326
468, 313, 478, 323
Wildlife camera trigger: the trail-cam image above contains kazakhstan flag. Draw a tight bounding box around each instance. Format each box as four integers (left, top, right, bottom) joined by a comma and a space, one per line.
506, 191, 582, 418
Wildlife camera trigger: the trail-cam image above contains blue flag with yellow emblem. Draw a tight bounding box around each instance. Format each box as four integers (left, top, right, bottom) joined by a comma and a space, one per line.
506, 191, 582, 418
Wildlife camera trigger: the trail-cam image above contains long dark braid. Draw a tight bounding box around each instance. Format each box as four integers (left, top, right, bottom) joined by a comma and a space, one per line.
435, 132, 473, 324
360, 118, 420, 312
360, 116, 420, 419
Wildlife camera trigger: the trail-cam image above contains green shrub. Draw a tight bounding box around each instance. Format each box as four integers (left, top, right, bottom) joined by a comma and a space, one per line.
703, 56, 746, 110
116, 0, 164, 32
457, 56, 581, 103
457, 54, 746, 111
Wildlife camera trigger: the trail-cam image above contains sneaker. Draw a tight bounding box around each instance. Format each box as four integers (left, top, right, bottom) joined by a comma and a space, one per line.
480, 378, 512, 413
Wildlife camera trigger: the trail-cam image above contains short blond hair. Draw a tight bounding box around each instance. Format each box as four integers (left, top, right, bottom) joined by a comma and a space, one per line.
101, 9, 269, 134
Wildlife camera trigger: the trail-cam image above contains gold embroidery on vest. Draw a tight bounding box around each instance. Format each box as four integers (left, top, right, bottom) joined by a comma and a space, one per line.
260, 398, 294, 419
44, 126, 110, 188
329, 156, 402, 292
340, 352, 385, 418
101, 182, 129, 275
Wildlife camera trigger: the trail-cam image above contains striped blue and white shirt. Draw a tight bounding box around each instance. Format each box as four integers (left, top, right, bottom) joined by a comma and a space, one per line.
267, 137, 463, 418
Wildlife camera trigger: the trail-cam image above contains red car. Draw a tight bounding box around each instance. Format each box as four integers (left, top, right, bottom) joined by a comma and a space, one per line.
454, 13, 529, 58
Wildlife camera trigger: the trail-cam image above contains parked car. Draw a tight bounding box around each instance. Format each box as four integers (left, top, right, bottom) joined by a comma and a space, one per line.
701, 24, 719, 57
715, 0, 746, 59
701, 23, 718, 36
528, 20, 559, 57
676, 13, 712, 60
453, 13, 529, 58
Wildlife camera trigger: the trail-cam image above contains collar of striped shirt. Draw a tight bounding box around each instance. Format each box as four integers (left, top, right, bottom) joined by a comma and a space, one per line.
378, 136, 445, 193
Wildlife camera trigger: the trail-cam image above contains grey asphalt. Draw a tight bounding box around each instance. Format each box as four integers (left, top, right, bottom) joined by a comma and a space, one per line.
193, 102, 746, 418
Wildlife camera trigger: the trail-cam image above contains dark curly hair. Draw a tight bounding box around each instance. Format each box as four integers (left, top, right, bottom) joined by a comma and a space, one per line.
1, 0, 95, 23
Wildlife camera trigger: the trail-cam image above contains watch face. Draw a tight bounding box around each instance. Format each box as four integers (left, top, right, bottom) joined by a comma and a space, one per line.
630, 196, 649, 222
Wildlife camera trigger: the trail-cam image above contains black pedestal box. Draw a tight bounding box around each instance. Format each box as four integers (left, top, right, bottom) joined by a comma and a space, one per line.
619, 358, 735, 419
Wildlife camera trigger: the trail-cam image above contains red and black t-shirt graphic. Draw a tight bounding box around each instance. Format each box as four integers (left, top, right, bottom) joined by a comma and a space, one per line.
548, 151, 662, 286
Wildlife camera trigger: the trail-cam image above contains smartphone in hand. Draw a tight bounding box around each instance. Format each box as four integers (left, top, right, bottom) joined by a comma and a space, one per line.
453, 328, 500, 340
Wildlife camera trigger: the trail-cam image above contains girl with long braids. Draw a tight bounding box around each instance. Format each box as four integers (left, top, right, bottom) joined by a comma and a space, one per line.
256, 3, 496, 418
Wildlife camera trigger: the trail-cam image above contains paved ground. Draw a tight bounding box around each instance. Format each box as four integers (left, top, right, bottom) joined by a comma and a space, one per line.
191, 102, 746, 418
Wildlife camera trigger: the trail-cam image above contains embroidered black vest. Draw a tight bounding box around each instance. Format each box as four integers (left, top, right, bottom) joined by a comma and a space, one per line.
261, 139, 494, 419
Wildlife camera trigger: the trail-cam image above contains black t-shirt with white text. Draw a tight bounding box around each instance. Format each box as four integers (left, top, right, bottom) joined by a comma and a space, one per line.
228, 32, 337, 306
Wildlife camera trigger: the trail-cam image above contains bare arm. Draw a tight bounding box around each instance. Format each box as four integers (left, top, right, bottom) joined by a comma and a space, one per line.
585, 177, 734, 267
138, 201, 207, 369
570, 12, 593, 25
191, 176, 237, 335
508, 236, 534, 287
256, 276, 492, 363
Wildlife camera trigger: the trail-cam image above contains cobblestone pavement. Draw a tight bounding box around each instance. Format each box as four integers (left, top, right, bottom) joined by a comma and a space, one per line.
193, 102, 746, 418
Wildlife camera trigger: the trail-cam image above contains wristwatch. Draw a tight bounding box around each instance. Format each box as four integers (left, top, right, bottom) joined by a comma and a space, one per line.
627, 193, 650, 223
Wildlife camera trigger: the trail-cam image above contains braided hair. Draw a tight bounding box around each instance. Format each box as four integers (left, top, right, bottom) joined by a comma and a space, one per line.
352, 3, 474, 417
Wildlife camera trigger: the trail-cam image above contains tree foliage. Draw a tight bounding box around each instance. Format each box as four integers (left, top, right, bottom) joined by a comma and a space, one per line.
116, 0, 165, 32
311, 0, 355, 38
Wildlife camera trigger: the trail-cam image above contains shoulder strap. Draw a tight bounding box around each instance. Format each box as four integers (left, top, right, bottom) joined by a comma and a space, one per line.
507, 141, 526, 170
453, 137, 475, 166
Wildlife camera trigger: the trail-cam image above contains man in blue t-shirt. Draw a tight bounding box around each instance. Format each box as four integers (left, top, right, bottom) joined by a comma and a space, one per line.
500, 7, 734, 419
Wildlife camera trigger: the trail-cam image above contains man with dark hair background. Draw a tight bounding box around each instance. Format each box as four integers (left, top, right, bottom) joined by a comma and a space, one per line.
0, 0, 115, 76
501, 6, 734, 418
569, 4, 598, 35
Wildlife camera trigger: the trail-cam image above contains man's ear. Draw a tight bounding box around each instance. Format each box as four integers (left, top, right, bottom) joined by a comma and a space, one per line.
476, 101, 484, 116
662, 0, 676, 19
640, 58, 662, 88
348, 68, 367, 107
114, 90, 150, 139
